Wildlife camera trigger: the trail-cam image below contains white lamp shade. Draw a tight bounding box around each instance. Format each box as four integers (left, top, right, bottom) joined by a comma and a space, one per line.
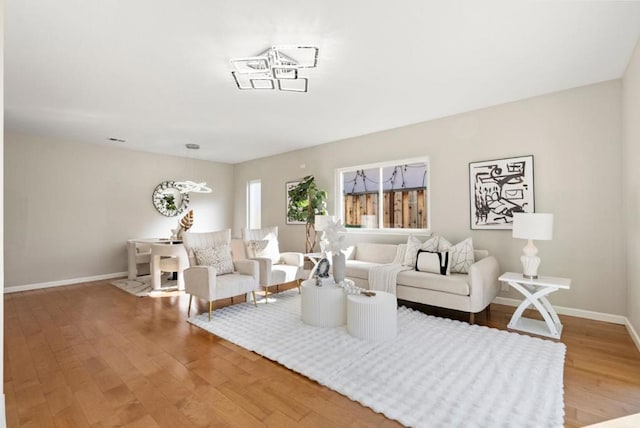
314, 215, 333, 231
512, 213, 554, 240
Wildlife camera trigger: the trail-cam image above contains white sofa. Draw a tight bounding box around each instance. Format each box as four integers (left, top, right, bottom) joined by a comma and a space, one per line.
344, 243, 500, 323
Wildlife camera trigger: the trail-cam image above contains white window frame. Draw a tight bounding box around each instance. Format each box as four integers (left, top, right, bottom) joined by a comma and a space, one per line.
335, 156, 431, 234
246, 179, 261, 229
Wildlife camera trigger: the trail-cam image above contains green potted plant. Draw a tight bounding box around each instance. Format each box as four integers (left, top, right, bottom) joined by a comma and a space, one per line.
287, 175, 328, 253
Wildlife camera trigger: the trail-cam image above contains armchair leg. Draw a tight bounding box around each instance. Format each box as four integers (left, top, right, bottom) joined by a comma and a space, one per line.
188, 295, 193, 317
486, 305, 491, 319
208, 301, 213, 321
297, 279, 301, 294
251, 291, 257, 307
469, 312, 475, 325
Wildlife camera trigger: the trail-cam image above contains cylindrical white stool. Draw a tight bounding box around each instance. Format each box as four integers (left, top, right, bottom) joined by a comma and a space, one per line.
347, 291, 397, 341
300, 279, 347, 327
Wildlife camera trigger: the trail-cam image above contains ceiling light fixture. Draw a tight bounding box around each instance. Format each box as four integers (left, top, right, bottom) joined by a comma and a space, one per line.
231, 46, 318, 93
173, 181, 212, 194
185, 143, 200, 150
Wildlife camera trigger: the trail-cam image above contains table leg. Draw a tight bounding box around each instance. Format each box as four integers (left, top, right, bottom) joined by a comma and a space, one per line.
151, 255, 162, 290
307, 256, 320, 279
507, 281, 561, 338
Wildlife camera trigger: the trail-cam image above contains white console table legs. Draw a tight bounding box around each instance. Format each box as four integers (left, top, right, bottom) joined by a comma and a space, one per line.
499, 272, 571, 339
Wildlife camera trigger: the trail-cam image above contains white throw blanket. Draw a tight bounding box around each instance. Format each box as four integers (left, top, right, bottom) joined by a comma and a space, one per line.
368, 244, 411, 294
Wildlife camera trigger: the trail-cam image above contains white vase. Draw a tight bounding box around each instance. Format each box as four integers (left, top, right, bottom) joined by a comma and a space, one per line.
333, 252, 346, 284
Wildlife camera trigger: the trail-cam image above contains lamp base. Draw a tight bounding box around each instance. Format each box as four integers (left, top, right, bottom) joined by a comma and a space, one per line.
520, 254, 541, 280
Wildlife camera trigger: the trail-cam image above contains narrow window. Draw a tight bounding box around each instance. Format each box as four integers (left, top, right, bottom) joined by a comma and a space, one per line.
247, 179, 261, 229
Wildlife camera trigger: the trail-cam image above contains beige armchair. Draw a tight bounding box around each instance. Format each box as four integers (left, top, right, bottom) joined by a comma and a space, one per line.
241, 226, 304, 301
182, 229, 259, 320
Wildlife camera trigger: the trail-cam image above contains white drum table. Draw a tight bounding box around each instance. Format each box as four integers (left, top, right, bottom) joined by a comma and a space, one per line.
499, 272, 571, 339
300, 279, 347, 327
347, 291, 397, 341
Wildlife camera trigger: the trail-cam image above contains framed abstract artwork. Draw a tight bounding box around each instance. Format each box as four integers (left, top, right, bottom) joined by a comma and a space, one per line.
286, 180, 306, 225
469, 155, 535, 230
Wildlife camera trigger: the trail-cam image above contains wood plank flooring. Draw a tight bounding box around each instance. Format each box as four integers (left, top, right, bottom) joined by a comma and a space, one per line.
4, 279, 640, 427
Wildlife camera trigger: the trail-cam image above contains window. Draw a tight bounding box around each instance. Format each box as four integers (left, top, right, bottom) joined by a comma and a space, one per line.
247, 179, 261, 229
336, 158, 429, 231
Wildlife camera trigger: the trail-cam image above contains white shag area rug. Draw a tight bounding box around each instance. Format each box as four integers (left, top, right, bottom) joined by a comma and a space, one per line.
188, 290, 565, 428
110, 275, 181, 297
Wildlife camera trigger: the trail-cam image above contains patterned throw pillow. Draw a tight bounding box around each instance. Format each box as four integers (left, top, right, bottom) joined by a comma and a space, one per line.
448, 238, 474, 274
403, 235, 441, 267
193, 244, 234, 275
415, 249, 450, 275
247, 239, 281, 264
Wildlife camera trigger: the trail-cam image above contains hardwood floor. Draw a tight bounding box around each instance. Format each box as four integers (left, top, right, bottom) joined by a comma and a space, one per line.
4, 280, 640, 427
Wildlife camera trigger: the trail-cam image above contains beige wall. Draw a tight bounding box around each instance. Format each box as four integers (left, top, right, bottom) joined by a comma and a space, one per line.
4, 133, 235, 288
623, 38, 640, 332
234, 80, 624, 315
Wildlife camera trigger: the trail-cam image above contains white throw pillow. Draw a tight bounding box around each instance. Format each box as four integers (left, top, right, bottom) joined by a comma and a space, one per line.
437, 237, 452, 251
449, 238, 475, 274
415, 249, 450, 275
247, 239, 281, 264
403, 235, 441, 267
193, 244, 234, 275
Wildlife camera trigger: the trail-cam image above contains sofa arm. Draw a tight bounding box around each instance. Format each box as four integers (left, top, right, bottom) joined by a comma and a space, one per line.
280, 252, 304, 267
184, 266, 217, 300
468, 255, 501, 312
234, 259, 259, 281
248, 257, 272, 286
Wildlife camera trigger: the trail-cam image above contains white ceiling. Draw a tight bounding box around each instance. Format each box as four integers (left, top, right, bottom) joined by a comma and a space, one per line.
5, 1, 640, 164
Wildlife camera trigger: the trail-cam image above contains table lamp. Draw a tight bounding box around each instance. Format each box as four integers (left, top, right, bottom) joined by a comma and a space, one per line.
512, 213, 554, 279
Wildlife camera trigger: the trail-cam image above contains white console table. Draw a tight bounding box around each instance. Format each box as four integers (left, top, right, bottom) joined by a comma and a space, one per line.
499, 272, 571, 339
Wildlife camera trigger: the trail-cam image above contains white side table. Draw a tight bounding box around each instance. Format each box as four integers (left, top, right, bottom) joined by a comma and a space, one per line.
347, 291, 397, 341
499, 272, 571, 339
303, 252, 324, 279
300, 279, 347, 327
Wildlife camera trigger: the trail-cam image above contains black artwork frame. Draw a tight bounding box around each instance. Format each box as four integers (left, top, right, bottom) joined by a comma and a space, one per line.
469, 155, 535, 230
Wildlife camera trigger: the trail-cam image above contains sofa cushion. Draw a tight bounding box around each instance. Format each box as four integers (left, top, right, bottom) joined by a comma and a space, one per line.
416, 250, 450, 275
396, 270, 470, 296
345, 260, 380, 280
271, 264, 300, 284
354, 243, 398, 264
449, 237, 475, 274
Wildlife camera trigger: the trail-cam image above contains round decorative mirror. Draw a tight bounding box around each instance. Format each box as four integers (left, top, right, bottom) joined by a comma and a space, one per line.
152, 181, 190, 217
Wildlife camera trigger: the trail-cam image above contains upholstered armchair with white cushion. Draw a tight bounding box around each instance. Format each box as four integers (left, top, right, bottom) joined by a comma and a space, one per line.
182, 229, 259, 320
241, 226, 304, 300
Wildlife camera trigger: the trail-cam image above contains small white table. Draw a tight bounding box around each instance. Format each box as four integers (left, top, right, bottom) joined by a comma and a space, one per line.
499, 272, 571, 339
300, 279, 347, 327
347, 291, 397, 341
303, 252, 325, 279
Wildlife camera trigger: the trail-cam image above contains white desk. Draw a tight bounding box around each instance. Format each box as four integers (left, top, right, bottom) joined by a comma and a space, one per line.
499, 272, 571, 339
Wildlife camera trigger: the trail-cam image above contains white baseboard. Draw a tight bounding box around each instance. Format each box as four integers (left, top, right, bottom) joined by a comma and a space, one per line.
625, 318, 640, 353
492, 296, 627, 325
0, 393, 5, 428
4, 272, 127, 294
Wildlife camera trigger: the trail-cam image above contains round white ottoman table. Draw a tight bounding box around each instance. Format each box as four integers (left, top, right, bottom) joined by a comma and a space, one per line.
300, 278, 347, 327
347, 291, 397, 341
